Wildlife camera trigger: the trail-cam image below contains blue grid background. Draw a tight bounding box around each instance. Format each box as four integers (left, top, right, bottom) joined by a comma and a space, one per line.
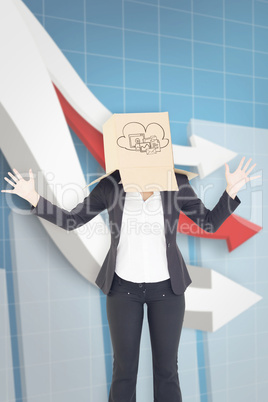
1, 0, 267, 401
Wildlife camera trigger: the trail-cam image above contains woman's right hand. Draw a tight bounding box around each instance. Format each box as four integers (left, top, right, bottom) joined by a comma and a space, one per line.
1, 168, 40, 207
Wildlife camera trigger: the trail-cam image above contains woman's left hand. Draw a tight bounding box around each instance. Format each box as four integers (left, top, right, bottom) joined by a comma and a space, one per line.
225, 156, 261, 198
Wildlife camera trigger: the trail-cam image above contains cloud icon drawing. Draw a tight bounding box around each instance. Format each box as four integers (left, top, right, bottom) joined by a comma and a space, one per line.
117, 122, 169, 155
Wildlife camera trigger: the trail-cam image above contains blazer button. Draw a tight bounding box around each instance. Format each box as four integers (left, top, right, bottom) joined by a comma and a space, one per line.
167, 242, 170, 247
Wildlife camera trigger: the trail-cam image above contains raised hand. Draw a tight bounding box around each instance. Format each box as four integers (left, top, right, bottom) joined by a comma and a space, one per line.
225, 156, 261, 198
1, 168, 39, 206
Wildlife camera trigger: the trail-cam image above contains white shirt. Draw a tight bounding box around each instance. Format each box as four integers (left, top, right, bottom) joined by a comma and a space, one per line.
114, 191, 170, 283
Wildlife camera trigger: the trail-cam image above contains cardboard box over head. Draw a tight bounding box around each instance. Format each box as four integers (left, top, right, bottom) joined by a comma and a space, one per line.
84, 112, 198, 192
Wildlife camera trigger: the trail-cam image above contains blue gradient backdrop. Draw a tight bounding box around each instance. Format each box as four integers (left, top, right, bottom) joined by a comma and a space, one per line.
1, 1, 267, 401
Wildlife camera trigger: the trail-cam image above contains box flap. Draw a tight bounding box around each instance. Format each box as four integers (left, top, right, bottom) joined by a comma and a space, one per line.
119, 166, 178, 192
83, 167, 198, 190
174, 168, 199, 181
82, 169, 117, 190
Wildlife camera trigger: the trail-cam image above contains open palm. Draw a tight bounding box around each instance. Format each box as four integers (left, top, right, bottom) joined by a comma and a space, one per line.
225, 156, 261, 196
1, 168, 35, 200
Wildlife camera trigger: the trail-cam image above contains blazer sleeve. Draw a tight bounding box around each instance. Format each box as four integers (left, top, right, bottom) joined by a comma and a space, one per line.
29, 178, 107, 231
179, 174, 241, 233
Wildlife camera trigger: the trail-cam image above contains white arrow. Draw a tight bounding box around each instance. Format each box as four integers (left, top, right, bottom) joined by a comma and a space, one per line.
0, 2, 109, 398
14, 0, 112, 133
173, 135, 237, 179
184, 264, 262, 332
0, 0, 110, 286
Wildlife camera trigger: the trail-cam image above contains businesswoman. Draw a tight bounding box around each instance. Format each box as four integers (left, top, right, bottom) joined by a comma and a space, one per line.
1, 156, 260, 402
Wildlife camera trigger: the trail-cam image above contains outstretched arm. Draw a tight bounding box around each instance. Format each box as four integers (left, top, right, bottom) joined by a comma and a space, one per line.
1, 168, 107, 231
179, 156, 260, 233
179, 175, 241, 233
29, 179, 107, 231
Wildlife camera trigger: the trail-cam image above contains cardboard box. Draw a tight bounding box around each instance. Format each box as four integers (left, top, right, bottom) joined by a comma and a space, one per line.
85, 112, 198, 191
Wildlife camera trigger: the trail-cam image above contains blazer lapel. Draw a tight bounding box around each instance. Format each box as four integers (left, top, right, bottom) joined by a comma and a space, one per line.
113, 180, 126, 241
160, 191, 171, 234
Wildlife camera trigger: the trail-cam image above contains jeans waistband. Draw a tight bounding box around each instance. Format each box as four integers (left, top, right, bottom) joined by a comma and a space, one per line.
113, 272, 171, 290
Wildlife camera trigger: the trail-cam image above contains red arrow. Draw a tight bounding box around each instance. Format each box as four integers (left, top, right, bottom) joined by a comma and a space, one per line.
54, 84, 262, 252
178, 212, 262, 252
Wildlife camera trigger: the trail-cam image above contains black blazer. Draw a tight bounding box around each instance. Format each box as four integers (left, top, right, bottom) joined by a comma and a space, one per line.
30, 170, 241, 295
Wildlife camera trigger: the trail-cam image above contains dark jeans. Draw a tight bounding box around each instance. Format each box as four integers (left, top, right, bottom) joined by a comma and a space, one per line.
106, 272, 185, 402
